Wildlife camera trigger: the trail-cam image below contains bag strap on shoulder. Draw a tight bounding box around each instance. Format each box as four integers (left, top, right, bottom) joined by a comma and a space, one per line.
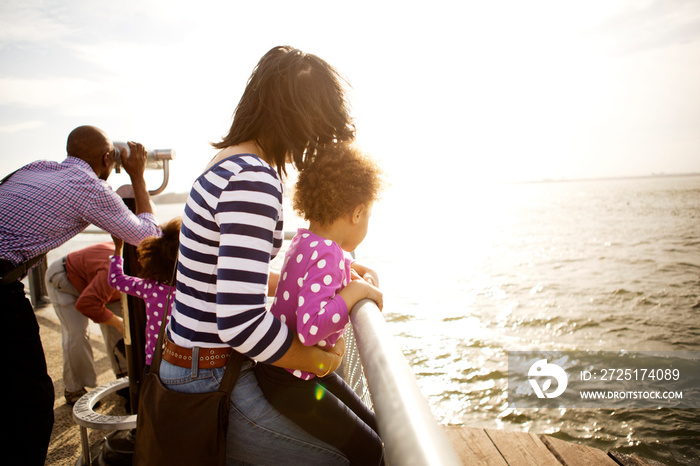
149, 256, 243, 393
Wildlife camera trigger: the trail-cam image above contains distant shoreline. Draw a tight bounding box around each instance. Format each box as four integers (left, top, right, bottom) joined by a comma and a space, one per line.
153, 173, 700, 199
495, 172, 700, 186
151, 191, 189, 204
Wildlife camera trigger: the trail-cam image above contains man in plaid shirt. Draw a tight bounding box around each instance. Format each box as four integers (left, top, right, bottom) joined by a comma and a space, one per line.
0, 125, 160, 465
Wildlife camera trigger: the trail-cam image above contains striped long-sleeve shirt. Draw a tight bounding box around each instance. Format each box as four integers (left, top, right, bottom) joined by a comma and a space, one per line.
168, 153, 292, 363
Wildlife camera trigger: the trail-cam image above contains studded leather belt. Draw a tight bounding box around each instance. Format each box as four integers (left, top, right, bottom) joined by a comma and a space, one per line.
162, 338, 233, 368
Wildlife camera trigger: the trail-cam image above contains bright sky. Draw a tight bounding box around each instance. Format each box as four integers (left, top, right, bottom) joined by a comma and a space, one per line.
1, 0, 699, 195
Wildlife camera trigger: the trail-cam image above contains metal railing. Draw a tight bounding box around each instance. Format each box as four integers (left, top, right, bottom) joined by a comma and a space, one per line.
348, 299, 461, 466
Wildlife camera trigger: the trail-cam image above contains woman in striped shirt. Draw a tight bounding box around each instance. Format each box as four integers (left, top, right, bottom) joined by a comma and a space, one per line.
160, 46, 359, 465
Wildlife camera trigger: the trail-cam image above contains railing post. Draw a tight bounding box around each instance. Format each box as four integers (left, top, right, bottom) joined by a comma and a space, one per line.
350, 299, 461, 466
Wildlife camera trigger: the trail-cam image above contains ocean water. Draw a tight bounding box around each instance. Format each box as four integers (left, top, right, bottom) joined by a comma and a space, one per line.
356, 174, 700, 465
56, 174, 699, 465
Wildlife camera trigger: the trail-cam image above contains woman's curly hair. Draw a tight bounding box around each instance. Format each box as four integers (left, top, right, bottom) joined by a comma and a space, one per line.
293, 143, 383, 225
136, 217, 181, 285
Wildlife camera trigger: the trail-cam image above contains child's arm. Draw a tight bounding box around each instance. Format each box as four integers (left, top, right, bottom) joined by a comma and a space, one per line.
339, 278, 383, 311
111, 235, 124, 256
267, 270, 280, 297
351, 262, 380, 287
103, 313, 125, 336
108, 255, 149, 298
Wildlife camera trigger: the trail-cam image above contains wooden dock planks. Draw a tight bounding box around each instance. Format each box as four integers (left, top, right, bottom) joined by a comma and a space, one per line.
539, 434, 618, 465
485, 429, 561, 466
444, 426, 665, 466
443, 426, 508, 465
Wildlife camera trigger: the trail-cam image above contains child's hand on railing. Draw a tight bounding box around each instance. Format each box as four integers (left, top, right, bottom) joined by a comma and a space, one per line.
365, 282, 383, 311
342, 279, 383, 312
351, 262, 380, 288
362, 270, 379, 287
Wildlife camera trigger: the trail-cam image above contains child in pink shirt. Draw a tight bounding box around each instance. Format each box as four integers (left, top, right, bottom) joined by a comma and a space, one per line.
255, 143, 384, 465
109, 217, 180, 365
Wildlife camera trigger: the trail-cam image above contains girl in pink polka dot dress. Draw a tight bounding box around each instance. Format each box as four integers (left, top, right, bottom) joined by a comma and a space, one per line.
255, 143, 385, 465
108, 217, 180, 366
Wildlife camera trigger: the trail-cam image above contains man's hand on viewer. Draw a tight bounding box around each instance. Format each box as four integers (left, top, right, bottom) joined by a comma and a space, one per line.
120, 142, 147, 180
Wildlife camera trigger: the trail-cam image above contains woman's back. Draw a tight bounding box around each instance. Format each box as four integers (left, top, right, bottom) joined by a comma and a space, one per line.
169, 152, 289, 363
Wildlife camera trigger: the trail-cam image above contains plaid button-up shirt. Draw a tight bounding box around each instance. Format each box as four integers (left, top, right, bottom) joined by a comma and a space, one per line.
0, 157, 160, 268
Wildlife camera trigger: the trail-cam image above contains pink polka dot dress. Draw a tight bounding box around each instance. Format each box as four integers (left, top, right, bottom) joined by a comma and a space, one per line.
108, 255, 175, 365
271, 228, 353, 380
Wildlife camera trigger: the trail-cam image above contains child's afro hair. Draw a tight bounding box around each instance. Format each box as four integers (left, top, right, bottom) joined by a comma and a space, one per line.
293, 142, 383, 225
136, 216, 181, 285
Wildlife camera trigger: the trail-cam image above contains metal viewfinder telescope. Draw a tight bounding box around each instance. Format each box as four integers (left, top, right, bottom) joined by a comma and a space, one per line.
112, 141, 175, 195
